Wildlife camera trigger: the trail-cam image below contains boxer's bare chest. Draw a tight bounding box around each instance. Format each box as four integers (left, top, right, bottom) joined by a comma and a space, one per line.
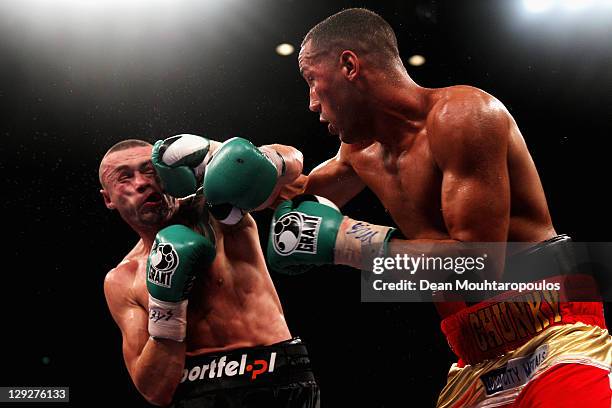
128, 246, 233, 317
130, 258, 150, 307
347, 130, 449, 239
128, 219, 271, 325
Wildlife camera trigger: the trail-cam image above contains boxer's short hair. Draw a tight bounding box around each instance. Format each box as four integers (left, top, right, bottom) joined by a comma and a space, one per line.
99, 139, 152, 187
103, 139, 151, 157
303, 8, 400, 64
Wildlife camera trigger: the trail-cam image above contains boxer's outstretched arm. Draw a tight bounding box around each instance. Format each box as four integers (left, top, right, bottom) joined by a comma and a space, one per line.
268, 92, 511, 275
428, 90, 511, 243
104, 264, 185, 406
303, 143, 365, 208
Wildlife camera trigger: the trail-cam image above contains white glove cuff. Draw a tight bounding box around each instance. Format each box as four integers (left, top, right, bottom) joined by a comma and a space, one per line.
217, 206, 245, 225
148, 296, 188, 342
162, 134, 213, 180
334, 217, 395, 270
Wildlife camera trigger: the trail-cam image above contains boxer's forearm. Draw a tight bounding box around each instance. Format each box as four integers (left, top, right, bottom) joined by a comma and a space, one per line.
132, 338, 186, 406
261, 144, 303, 183
256, 144, 305, 210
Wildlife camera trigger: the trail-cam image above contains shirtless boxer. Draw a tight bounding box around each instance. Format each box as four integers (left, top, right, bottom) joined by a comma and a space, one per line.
266, 8, 611, 407
100, 137, 319, 407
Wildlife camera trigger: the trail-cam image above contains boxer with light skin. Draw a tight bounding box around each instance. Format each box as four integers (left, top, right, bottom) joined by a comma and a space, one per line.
100, 138, 319, 407
267, 8, 611, 408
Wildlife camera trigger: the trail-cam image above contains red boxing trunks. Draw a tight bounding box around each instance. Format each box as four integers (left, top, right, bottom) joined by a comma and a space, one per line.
437, 236, 612, 407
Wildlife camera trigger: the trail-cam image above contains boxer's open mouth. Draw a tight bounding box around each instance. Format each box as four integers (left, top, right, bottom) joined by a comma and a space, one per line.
142, 192, 163, 207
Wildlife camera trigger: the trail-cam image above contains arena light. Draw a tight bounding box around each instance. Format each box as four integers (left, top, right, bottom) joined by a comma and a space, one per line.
275, 43, 295, 57
523, 0, 556, 13
522, 0, 612, 12
560, 0, 594, 10
0, 0, 233, 45
0, 0, 240, 76
408, 55, 426, 67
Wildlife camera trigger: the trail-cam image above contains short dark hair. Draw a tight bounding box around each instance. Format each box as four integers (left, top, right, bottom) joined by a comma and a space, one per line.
99, 139, 152, 187
303, 8, 400, 65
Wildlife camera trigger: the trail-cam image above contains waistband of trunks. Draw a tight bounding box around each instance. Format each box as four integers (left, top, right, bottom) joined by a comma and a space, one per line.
503, 235, 577, 283
174, 337, 316, 397
441, 298, 606, 365
439, 235, 606, 365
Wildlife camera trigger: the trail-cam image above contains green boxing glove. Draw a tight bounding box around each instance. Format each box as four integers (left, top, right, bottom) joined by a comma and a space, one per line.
267, 195, 396, 274
147, 224, 216, 341
151, 134, 213, 198
203, 137, 284, 224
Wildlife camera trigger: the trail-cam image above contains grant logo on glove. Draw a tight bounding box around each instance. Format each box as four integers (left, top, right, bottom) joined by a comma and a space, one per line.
272, 212, 322, 256
148, 242, 180, 288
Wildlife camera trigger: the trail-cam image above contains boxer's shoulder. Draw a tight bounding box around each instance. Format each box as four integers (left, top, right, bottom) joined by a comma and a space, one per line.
422, 86, 511, 169
112, 258, 139, 276
105, 259, 138, 293
116, 242, 147, 277
427, 86, 510, 143
429, 85, 506, 122
104, 248, 144, 304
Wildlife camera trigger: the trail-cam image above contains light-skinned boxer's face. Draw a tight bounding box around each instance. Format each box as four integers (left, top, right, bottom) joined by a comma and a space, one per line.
100, 146, 172, 228
299, 41, 367, 144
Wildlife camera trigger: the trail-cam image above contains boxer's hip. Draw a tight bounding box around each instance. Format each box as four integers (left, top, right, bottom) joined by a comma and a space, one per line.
437, 322, 612, 408
441, 235, 606, 365
171, 337, 319, 408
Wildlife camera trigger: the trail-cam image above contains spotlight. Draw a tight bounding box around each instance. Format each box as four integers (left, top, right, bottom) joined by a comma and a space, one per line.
523, 0, 556, 12
408, 55, 426, 67
275, 43, 294, 56
560, 0, 593, 10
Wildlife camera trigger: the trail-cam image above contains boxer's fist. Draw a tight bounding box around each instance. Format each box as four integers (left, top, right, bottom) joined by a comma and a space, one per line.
203, 137, 280, 223
151, 134, 213, 198
267, 195, 343, 273
146, 224, 216, 341
267, 195, 396, 274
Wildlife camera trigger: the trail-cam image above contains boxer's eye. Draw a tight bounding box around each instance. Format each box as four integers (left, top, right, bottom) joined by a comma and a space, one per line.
118, 173, 130, 182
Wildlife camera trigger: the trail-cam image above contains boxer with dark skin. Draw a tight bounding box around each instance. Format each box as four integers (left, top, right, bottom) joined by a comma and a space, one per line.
297, 17, 556, 248
100, 140, 305, 406
272, 8, 610, 408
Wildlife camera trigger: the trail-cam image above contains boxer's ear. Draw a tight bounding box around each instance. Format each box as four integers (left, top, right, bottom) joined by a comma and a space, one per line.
101, 189, 116, 210
340, 50, 359, 81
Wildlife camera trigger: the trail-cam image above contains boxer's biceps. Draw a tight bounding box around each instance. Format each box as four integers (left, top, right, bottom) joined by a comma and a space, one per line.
118, 304, 151, 371
104, 279, 150, 371
441, 170, 510, 242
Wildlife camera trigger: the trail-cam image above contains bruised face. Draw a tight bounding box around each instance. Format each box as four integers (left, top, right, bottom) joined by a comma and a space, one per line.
100, 146, 174, 229
298, 40, 368, 144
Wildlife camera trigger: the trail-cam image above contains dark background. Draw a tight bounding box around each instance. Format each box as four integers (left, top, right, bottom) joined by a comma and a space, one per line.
2, 0, 611, 406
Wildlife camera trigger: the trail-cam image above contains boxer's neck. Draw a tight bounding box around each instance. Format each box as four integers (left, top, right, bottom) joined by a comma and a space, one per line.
367, 75, 430, 146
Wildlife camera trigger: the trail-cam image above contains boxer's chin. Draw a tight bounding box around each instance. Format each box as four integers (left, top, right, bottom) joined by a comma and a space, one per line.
139, 209, 167, 226
139, 200, 171, 225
